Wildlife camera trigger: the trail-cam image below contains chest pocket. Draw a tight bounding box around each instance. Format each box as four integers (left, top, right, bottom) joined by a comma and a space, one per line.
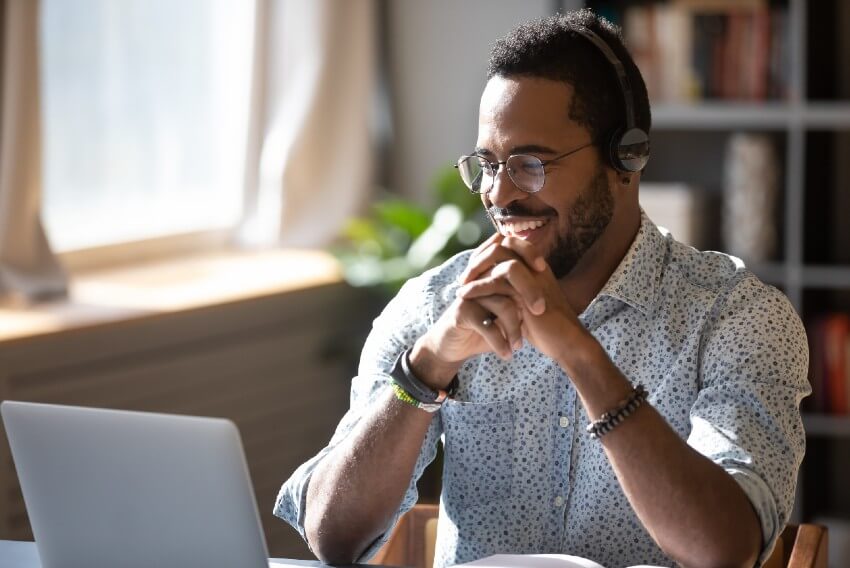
440, 399, 515, 507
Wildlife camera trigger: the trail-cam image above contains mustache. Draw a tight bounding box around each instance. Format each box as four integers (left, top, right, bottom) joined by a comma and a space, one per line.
487, 205, 555, 218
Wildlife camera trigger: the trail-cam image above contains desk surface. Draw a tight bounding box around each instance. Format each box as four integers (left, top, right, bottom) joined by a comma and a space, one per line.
0, 540, 382, 568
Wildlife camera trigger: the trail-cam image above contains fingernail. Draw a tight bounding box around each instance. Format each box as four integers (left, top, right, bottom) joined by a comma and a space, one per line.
535, 258, 546, 271
533, 298, 545, 314
513, 339, 523, 350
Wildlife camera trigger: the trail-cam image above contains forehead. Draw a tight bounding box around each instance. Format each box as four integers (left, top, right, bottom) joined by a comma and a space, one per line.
477, 75, 587, 150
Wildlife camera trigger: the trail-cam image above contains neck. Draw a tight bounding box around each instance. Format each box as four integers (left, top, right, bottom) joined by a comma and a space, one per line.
557, 201, 641, 315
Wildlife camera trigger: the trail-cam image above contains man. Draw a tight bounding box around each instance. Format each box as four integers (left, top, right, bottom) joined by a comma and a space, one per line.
275, 10, 809, 568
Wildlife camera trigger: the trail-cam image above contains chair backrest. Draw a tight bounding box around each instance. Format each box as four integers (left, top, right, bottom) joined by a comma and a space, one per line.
374, 508, 828, 568
764, 524, 828, 568
372, 504, 438, 568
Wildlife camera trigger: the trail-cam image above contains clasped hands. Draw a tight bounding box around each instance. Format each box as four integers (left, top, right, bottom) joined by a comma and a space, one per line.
414, 232, 592, 389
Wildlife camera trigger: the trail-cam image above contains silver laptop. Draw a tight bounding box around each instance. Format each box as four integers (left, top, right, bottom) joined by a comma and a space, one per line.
1, 401, 288, 568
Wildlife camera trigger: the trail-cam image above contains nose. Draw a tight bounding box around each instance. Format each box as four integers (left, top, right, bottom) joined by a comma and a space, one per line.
486, 165, 527, 209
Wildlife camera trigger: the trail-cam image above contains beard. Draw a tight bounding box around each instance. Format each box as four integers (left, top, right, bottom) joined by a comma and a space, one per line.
487, 164, 614, 279
546, 165, 614, 278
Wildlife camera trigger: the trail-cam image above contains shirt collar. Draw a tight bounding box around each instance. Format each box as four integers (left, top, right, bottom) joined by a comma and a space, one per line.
596, 209, 667, 316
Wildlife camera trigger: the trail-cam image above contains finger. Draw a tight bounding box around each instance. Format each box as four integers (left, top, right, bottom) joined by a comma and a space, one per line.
459, 232, 503, 283
461, 236, 547, 285
458, 295, 522, 358
498, 236, 547, 272
461, 241, 525, 285
475, 295, 524, 353
458, 259, 546, 315
457, 297, 510, 358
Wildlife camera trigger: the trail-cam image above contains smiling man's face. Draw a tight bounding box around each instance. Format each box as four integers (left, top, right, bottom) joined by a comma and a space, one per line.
476, 75, 617, 278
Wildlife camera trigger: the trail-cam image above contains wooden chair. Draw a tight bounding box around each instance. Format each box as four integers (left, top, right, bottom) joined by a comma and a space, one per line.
373, 506, 827, 568
371, 504, 439, 568
764, 524, 828, 568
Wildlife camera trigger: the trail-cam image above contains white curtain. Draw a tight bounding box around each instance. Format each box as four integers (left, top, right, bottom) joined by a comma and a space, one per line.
239, 0, 376, 248
0, 0, 67, 301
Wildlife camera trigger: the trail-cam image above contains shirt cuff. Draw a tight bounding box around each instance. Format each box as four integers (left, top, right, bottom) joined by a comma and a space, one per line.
727, 467, 782, 567
273, 447, 331, 551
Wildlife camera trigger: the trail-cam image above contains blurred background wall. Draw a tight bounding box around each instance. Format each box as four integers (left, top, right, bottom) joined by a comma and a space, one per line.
0, 0, 849, 564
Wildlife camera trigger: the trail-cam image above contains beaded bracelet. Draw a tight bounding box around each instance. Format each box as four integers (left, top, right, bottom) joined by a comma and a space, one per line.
586, 384, 648, 439
390, 381, 443, 413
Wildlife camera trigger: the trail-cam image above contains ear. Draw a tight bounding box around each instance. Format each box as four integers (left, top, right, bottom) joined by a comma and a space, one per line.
605, 166, 625, 192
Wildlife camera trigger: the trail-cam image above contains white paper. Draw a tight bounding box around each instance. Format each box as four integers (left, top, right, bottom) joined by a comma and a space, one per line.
452, 554, 669, 568
453, 554, 605, 568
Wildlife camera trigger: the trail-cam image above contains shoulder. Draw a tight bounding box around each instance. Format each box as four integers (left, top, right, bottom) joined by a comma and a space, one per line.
378, 249, 474, 327
413, 249, 474, 297
665, 236, 749, 292
673, 251, 810, 388
662, 238, 807, 371
664, 237, 790, 316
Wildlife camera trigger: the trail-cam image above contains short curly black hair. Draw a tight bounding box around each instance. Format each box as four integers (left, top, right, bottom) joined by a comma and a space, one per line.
487, 9, 651, 154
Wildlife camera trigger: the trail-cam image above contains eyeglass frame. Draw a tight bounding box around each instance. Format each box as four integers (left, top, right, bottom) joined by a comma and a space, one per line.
454, 140, 596, 194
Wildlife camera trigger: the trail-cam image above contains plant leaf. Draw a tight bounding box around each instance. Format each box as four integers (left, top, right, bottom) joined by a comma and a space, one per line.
372, 200, 432, 238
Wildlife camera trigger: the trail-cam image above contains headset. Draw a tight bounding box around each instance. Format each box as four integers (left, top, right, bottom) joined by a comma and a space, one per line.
573, 26, 650, 173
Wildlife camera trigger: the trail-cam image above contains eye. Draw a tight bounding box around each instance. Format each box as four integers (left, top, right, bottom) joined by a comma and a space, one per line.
514, 156, 543, 175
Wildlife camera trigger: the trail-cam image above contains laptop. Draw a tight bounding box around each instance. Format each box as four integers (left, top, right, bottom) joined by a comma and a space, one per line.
1, 400, 298, 568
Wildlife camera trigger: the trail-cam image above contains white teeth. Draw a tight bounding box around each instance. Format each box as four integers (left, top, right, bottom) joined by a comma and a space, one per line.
500, 219, 547, 235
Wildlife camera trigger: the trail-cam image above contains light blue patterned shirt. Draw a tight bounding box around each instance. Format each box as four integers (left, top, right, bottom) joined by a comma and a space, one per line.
275, 213, 810, 568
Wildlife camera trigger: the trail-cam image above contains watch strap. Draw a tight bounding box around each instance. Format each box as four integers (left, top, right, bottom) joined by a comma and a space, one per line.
389, 348, 458, 405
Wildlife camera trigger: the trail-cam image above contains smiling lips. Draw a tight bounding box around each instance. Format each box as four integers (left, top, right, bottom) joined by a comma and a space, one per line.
497, 217, 550, 239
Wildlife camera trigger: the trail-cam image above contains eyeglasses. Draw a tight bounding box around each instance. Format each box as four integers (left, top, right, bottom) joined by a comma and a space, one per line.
454, 141, 595, 194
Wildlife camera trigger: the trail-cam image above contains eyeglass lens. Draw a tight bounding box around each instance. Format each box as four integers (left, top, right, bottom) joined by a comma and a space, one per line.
456, 155, 546, 194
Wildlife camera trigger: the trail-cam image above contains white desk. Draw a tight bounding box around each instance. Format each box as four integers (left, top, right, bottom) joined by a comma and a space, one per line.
0, 540, 380, 568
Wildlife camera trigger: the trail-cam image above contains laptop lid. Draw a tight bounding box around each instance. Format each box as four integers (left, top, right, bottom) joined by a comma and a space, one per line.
1, 401, 270, 568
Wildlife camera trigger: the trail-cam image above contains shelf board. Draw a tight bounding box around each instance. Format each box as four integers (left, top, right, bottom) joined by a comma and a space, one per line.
730, 263, 850, 289
652, 102, 850, 130
801, 265, 850, 288
803, 413, 850, 438
801, 102, 850, 129
653, 102, 792, 129
748, 262, 787, 286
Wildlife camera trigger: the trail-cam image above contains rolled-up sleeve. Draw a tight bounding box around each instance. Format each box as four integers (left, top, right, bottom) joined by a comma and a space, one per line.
273, 261, 460, 559
688, 275, 810, 566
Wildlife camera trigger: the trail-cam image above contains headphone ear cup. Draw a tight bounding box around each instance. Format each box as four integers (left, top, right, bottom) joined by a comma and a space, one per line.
610, 127, 651, 173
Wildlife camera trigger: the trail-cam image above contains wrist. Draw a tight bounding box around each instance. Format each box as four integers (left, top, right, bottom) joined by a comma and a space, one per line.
409, 337, 462, 391
555, 327, 604, 376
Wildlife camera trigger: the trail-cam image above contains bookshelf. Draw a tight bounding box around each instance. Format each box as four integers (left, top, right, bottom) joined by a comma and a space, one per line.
574, 0, 850, 525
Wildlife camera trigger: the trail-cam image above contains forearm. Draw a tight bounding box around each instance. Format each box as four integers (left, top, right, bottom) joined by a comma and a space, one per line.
305, 389, 434, 564
563, 339, 761, 568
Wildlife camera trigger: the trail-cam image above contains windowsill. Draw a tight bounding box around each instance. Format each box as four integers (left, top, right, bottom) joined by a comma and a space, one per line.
0, 248, 342, 344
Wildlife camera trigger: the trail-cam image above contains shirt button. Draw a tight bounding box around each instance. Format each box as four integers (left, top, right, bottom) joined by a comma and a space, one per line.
554, 495, 564, 507
559, 416, 570, 428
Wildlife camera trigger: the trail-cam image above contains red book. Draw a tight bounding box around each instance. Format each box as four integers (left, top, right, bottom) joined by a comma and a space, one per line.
824, 314, 850, 414
751, 6, 771, 100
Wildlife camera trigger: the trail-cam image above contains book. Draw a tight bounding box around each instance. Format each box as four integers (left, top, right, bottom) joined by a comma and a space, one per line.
618, 0, 789, 102
824, 314, 850, 414
639, 182, 710, 250
452, 554, 667, 568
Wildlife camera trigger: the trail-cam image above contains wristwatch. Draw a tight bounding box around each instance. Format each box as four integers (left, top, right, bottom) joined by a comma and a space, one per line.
389, 348, 458, 410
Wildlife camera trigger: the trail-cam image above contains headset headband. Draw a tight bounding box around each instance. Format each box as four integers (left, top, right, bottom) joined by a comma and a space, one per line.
571, 26, 649, 173
572, 27, 636, 131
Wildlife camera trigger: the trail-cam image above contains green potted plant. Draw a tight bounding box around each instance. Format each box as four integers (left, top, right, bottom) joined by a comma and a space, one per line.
333, 165, 490, 295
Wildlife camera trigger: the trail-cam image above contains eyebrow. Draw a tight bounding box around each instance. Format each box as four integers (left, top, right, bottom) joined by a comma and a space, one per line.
474, 144, 559, 157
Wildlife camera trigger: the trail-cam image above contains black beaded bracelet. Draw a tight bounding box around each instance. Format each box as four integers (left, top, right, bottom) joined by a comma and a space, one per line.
586, 384, 648, 439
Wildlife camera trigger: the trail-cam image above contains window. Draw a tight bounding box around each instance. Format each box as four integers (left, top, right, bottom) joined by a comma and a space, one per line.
40, 0, 255, 252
